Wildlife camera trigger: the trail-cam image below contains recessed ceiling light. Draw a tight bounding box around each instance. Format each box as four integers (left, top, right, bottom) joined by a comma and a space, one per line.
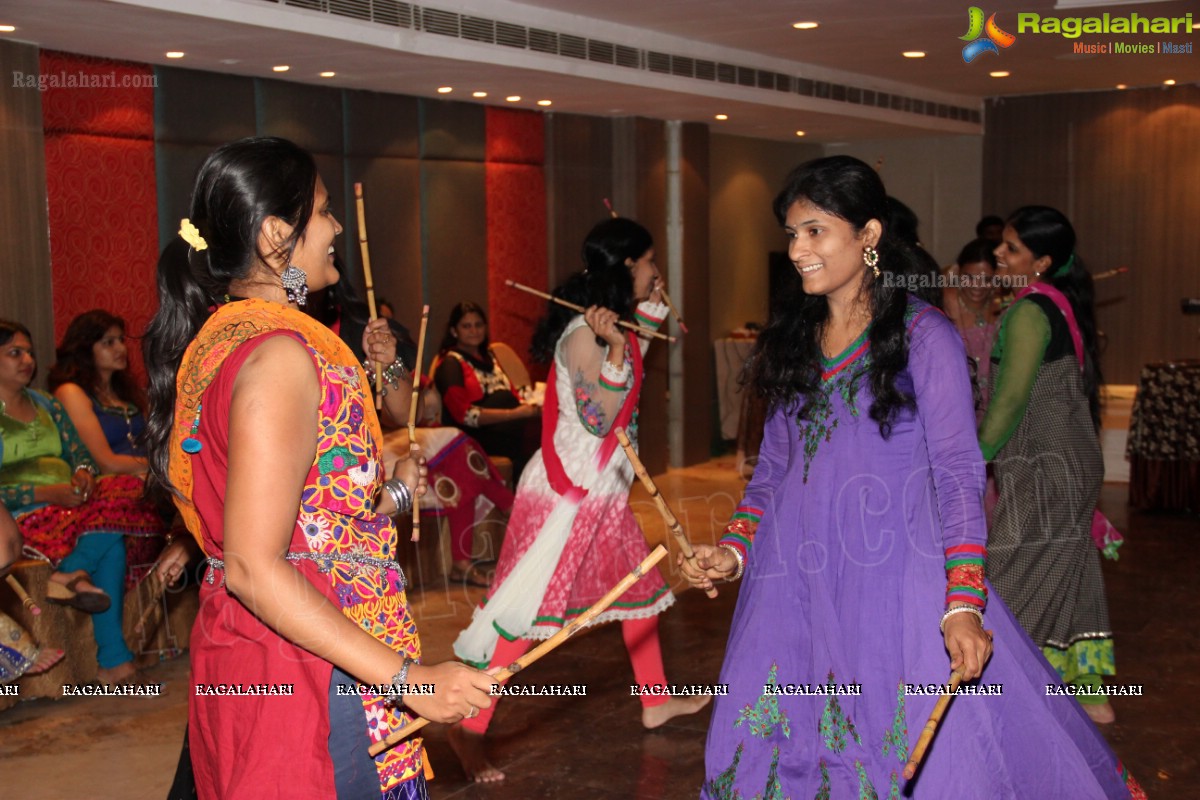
505, 95, 521, 102
165, 51, 185, 59
0, 25, 16, 33
220, 58, 240, 65
795, 130, 806, 137
472, 91, 487, 98
989, 70, 1010, 78
792, 21, 819, 30
437, 86, 453, 93
714, 114, 729, 120
1194, 21, 1200, 30
272, 65, 289, 72
537, 99, 552, 106
902, 51, 926, 58
1115, 83, 1127, 90
1164, 79, 1176, 85
319, 71, 336, 78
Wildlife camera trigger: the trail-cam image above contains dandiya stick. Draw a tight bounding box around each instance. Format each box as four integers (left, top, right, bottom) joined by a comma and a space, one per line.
505, 280, 675, 343
368, 545, 669, 756
902, 669, 964, 780
602, 198, 686, 334
602, 197, 618, 219
133, 571, 168, 635
5, 574, 40, 616
353, 182, 384, 410
408, 305, 430, 542
614, 428, 716, 599
1093, 266, 1129, 281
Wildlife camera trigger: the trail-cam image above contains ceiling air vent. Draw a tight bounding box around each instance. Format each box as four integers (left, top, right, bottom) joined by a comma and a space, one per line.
647, 51, 671, 74
495, 21, 526, 48
559, 33, 587, 59
615, 45, 641, 69
716, 63, 736, 84
461, 16, 495, 44
421, 7, 459, 37
588, 40, 615, 64
529, 28, 558, 54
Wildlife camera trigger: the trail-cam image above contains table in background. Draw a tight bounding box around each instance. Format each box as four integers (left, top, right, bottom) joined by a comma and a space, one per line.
1127, 360, 1200, 512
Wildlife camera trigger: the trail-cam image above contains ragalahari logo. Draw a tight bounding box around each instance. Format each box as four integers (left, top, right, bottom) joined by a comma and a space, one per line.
960, 7, 1016, 62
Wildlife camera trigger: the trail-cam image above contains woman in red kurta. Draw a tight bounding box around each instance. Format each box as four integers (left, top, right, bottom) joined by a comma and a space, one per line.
143, 137, 497, 799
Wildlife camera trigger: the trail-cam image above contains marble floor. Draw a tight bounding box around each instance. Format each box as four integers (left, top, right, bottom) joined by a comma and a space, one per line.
1, 456, 1195, 799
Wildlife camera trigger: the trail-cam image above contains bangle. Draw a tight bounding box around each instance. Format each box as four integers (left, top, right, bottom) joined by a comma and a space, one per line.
388, 656, 419, 704
718, 543, 745, 582
940, 605, 984, 633
382, 479, 412, 515
363, 356, 409, 396
74, 464, 97, 477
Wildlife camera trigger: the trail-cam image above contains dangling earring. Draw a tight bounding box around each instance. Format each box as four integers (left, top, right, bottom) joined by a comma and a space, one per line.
863, 246, 881, 279
281, 264, 308, 307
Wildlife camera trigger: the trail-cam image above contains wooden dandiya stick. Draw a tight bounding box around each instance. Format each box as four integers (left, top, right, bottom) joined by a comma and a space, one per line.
602, 197, 618, 219
1093, 266, 1129, 281
408, 305, 430, 542
657, 287, 689, 335
368, 544, 669, 756
5, 574, 40, 616
614, 428, 716, 599
902, 669, 964, 781
133, 570, 168, 635
353, 182, 384, 410
505, 280, 675, 343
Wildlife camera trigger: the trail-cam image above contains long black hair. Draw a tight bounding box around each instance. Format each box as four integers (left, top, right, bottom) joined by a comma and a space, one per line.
47, 310, 144, 410
1007, 205, 1103, 430
530, 217, 650, 363
142, 137, 318, 493
748, 155, 926, 437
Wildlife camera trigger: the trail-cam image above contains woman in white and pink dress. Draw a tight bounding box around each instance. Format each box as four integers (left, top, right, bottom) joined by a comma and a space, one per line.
449, 217, 708, 782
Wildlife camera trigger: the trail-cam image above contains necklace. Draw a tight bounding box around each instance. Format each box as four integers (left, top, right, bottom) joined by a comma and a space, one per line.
96, 393, 138, 450
957, 295, 991, 328
0, 390, 43, 445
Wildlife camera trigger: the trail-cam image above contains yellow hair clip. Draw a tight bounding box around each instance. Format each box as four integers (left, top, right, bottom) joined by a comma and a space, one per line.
179, 218, 208, 251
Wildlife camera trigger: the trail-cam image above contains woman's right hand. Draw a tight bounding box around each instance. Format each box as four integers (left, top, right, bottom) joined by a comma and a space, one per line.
678, 544, 738, 592
41, 483, 87, 508
584, 305, 626, 350
390, 443, 428, 500
402, 661, 499, 723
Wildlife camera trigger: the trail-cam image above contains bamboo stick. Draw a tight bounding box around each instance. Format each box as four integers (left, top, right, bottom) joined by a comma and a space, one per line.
614, 428, 716, 599
353, 182, 384, 410
133, 571, 167, 635
603, 197, 618, 219
1092, 266, 1128, 281
657, 287, 689, 335
505, 280, 675, 343
368, 545, 669, 756
902, 669, 964, 780
5, 574, 40, 615
408, 305, 430, 542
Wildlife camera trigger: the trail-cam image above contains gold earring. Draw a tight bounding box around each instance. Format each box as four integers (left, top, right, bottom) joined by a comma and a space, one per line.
863, 246, 881, 278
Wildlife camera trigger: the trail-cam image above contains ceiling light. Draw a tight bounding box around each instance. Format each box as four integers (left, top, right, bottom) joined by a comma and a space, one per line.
0, 25, 15, 33
795, 130, 806, 137
902, 51, 926, 58
437, 86, 452, 93
319, 71, 336, 78
1163, 79, 1176, 86
272, 65, 289, 72
1115, 84, 1127, 90
165, 51, 184, 59
472, 91, 487, 98
792, 22, 819, 30
505, 95, 521, 102
537, 99, 552, 106
989, 71, 1010, 77
714, 114, 729, 120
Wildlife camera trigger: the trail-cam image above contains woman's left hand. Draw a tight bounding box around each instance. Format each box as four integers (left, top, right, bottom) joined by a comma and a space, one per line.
155, 539, 192, 587
391, 442, 429, 500
72, 469, 95, 502
363, 318, 397, 367
943, 612, 993, 681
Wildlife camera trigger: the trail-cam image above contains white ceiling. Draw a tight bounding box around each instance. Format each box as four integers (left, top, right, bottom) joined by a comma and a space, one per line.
1, 0, 1196, 143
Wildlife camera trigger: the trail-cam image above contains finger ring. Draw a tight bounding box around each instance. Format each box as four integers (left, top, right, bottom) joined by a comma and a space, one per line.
466, 706, 479, 719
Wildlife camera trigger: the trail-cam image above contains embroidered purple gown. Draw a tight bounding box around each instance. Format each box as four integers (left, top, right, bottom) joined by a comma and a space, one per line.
702, 301, 1136, 799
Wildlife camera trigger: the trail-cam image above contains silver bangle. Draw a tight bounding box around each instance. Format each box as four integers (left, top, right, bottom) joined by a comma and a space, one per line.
940, 604, 984, 633
382, 479, 412, 515
718, 544, 745, 582
388, 656, 418, 704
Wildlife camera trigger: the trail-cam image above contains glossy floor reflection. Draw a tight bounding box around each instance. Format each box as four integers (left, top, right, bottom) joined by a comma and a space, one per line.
0, 457, 1194, 799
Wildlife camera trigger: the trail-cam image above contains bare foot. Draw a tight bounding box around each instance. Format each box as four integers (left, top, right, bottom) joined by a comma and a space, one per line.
642, 695, 712, 729
1083, 701, 1115, 724
97, 661, 137, 686
447, 722, 505, 782
26, 647, 65, 676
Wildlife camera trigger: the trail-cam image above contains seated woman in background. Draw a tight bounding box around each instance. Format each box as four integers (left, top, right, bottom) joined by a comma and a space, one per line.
48, 310, 169, 577
0, 320, 162, 685
943, 239, 1001, 421
433, 301, 540, 480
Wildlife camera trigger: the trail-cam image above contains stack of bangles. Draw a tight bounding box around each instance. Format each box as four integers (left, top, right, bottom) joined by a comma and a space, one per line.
381, 479, 413, 516
939, 604, 984, 632
362, 356, 408, 397
717, 544, 745, 582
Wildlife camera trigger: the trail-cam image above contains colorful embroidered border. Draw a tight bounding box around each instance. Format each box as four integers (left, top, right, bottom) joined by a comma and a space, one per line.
719, 506, 762, 559
599, 371, 627, 391
634, 308, 665, 328
945, 543, 987, 608
820, 327, 871, 381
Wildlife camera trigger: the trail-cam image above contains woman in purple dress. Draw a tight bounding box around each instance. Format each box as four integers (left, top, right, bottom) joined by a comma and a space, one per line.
682, 156, 1141, 798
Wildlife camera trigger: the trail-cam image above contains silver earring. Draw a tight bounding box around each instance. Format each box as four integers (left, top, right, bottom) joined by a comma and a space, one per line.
281, 264, 308, 307
863, 246, 881, 278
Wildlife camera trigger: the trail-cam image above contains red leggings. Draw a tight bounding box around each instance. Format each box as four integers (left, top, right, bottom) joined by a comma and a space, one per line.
461, 615, 668, 733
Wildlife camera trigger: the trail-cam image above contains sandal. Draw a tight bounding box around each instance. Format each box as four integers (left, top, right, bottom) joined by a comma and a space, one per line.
46, 572, 111, 614
449, 565, 493, 589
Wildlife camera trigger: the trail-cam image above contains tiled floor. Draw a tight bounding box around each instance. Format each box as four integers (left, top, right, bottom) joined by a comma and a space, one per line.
1, 457, 1195, 799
